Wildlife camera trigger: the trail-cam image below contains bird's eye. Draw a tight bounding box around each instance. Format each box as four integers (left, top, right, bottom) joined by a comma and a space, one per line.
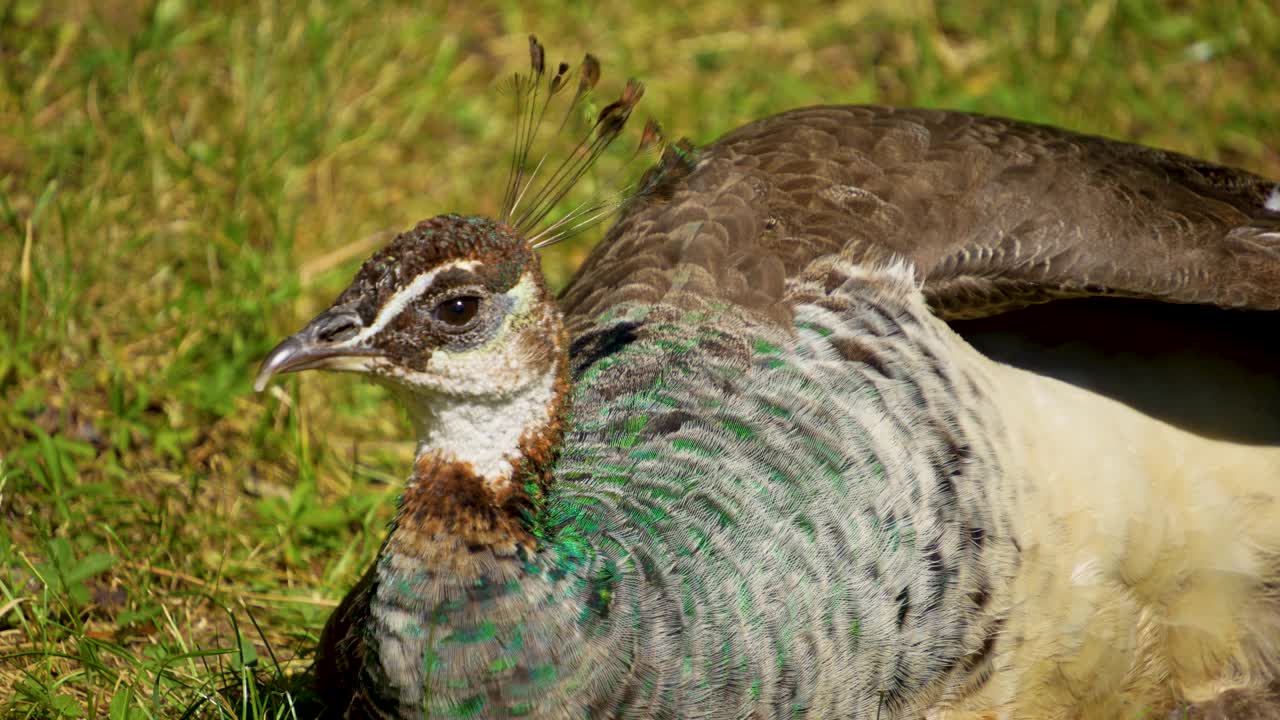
433, 296, 481, 328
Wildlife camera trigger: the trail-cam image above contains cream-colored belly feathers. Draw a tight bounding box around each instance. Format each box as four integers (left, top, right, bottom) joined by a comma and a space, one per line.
939, 351, 1280, 719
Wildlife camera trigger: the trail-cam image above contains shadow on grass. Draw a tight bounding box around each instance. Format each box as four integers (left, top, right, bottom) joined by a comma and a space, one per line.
203, 665, 330, 720
187, 607, 335, 720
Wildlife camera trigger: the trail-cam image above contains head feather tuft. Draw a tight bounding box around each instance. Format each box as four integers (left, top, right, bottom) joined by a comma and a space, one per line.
498, 36, 668, 250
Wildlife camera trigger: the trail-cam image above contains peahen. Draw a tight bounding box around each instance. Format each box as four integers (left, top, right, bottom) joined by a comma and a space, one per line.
255, 37, 1280, 719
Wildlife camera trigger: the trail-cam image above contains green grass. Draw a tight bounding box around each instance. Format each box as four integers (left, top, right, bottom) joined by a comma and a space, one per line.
1, 0, 1277, 716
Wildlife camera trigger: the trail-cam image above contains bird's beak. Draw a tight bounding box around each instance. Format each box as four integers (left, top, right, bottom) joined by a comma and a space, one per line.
254, 306, 382, 392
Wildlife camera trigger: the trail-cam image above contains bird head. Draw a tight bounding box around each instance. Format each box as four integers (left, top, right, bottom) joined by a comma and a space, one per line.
254, 36, 660, 487
254, 214, 571, 487
254, 214, 560, 401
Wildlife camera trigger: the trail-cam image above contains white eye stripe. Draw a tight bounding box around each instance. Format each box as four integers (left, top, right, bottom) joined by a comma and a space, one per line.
346, 260, 480, 345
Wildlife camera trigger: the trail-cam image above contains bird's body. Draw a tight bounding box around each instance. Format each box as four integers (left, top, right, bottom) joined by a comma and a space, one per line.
258, 65, 1280, 718
324, 257, 1011, 718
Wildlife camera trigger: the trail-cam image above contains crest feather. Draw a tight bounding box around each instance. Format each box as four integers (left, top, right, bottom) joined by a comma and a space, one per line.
498, 35, 670, 250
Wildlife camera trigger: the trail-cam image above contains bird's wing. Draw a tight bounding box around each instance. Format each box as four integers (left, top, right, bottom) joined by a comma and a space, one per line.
559, 105, 1280, 331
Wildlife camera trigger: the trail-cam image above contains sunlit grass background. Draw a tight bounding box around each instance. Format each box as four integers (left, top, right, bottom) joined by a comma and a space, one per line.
1, 0, 1278, 716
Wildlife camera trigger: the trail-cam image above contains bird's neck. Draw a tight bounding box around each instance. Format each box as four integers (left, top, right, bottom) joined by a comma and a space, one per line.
355, 360, 582, 717
386, 359, 570, 568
